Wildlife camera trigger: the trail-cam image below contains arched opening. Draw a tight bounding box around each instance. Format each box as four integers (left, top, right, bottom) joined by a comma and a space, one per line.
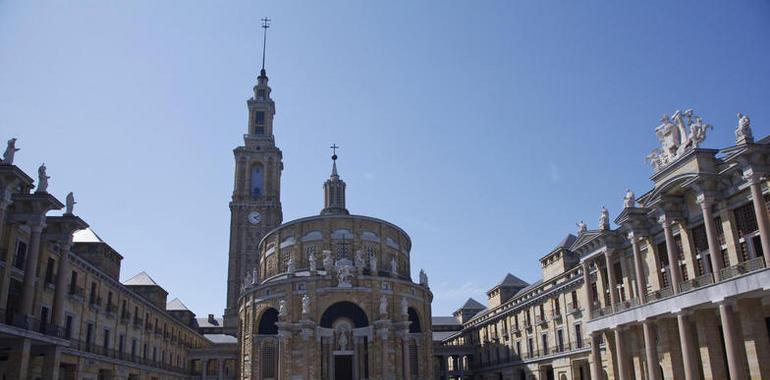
408, 307, 422, 333
250, 164, 264, 199
257, 308, 279, 335
320, 301, 369, 328
319, 302, 370, 380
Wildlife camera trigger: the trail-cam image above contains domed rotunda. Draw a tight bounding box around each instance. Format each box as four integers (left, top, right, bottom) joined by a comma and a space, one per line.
238, 153, 434, 380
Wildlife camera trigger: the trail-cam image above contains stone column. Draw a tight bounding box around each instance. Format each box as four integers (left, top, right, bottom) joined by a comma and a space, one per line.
605, 251, 619, 310
613, 328, 629, 380
697, 194, 724, 276
0, 196, 12, 246
642, 320, 660, 380
719, 302, 747, 380
746, 172, 770, 265
629, 233, 647, 303
582, 262, 594, 319
51, 241, 72, 331
41, 346, 62, 380
677, 313, 698, 380
19, 222, 45, 320
737, 298, 770, 379
590, 331, 603, 380
659, 214, 682, 293
7, 338, 31, 380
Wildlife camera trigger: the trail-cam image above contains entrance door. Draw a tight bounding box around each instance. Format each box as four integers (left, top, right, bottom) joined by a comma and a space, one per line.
334, 355, 353, 380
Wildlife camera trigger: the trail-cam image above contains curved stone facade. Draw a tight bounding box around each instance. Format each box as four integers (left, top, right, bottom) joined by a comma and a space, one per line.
238, 180, 433, 379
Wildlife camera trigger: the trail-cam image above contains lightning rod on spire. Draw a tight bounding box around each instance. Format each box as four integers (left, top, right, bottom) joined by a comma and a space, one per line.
260, 17, 271, 72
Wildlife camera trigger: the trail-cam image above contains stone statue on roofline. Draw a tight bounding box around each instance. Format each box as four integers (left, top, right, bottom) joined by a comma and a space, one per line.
2, 138, 19, 165
647, 109, 713, 172
65, 192, 76, 214
419, 269, 429, 287
623, 189, 635, 208
599, 206, 609, 231
577, 220, 587, 234
736, 112, 753, 144
36, 163, 50, 193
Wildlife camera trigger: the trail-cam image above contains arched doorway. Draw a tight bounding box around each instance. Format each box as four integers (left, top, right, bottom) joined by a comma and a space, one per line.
320, 302, 371, 380
255, 308, 279, 380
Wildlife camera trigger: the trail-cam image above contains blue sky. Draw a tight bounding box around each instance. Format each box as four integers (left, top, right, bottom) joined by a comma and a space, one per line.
1, 1, 768, 316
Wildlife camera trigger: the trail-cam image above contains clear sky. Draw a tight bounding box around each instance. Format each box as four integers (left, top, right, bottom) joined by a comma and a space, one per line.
1, 1, 768, 316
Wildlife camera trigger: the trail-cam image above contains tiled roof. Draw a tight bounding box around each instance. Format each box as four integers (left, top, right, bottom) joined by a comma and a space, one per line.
554, 233, 577, 251
166, 298, 189, 311
196, 317, 223, 328
458, 298, 485, 311
123, 271, 159, 286
495, 273, 529, 288
431, 316, 460, 326
204, 334, 237, 344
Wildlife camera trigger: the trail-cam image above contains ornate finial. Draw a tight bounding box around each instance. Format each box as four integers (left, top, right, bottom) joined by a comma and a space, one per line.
599, 206, 610, 231
65, 192, 76, 214
736, 112, 753, 145
260, 17, 271, 74
330, 144, 339, 161
2, 138, 19, 165
647, 109, 713, 172
36, 163, 50, 193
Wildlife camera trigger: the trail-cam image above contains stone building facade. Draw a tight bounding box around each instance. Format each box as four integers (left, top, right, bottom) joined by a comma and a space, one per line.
236, 154, 434, 380
0, 160, 227, 379
437, 110, 770, 380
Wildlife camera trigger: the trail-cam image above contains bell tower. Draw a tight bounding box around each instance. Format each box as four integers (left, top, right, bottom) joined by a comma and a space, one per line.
223, 18, 283, 330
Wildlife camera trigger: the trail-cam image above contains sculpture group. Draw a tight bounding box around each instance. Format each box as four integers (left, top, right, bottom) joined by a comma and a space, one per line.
646, 109, 713, 171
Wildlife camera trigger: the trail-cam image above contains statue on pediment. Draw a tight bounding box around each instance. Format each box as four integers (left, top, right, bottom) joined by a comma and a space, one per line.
36, 163, 50, 193
599, 206, 610, 230
736, 112, 753, 144
648, 109, 713, 172
623, 189, 635, 208
65, 192, 76, 214
2, 138, 19, 165
577, 220, 587, 234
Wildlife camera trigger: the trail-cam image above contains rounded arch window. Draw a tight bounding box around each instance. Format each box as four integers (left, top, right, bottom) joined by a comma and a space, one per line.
408, 307, 422, 333
320, 301, 369, 328
257, 308, 279, 335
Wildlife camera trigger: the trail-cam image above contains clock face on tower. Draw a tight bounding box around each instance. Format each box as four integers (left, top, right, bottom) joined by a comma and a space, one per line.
248, 211, 262, 225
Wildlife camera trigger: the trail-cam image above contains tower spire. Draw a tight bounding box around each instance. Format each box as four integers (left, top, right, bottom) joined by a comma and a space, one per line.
321, 144, 349, 215
260, 17, 271, 76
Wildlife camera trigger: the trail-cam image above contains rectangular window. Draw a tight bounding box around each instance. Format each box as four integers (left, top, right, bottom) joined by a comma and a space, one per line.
556, 329, 564, 352
734, 203, 758, 237
119, 334, 125, 353
65, 316, 73, 339
86, 323, 94, 349
527, 338, 533, 356
541, 333, 548, 354
571, 290, 578, 308
131, 339, 137, 357
44, 257, 56, 284
575, 324, 583, 348
255, 111, 265, 124
13, 241, 27, 270
69, 271, 78, 292
103, 328, 110, 349
39, 306, 49, 333
89, 282, 97, 304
